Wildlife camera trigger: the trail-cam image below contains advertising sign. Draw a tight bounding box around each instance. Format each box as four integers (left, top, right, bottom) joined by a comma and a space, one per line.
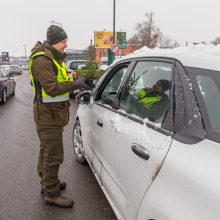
94, 31, 127, 49
117, 32, 126, 49
1, 52, 9, 62
94, 32, 114, 49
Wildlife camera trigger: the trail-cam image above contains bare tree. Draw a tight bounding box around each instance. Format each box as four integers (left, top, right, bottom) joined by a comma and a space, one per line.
159, 35, 173, 48
129, 12, 161, 48
212, 36, 220, 45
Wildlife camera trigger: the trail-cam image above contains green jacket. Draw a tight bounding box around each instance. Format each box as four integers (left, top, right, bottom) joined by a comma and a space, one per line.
30, 41, 74, 127
30, 41, 75, 101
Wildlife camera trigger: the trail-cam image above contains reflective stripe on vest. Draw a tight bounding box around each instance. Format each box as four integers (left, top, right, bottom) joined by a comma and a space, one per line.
136, 89, 161, 109
138, 96, 161, 109
29, 52, 71, 103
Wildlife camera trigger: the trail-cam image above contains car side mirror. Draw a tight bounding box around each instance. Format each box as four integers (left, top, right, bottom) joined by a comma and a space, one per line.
75, 91, 91, 104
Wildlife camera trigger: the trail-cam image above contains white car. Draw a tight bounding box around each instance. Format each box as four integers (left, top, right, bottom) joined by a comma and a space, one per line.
73, 45, 220, 220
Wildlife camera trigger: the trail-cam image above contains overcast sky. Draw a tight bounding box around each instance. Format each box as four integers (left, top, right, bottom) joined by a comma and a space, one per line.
1, 0, 219, 56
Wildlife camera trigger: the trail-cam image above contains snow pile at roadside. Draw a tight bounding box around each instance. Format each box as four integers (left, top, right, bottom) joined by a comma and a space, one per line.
119, 44, 220, 71
130, 44, 220, 57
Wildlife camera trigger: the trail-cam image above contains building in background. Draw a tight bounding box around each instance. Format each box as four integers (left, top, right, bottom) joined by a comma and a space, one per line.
65, 49, 87, 61
95, 43, 142, 65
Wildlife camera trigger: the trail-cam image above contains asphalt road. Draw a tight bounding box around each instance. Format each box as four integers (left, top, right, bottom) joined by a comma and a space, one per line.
0, 71, 117, 220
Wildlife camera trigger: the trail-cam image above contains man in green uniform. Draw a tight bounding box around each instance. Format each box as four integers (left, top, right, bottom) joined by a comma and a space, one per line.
29, 25, 90, 208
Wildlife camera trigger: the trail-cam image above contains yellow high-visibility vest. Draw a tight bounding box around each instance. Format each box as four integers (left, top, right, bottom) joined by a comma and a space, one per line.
29, 52, 73, 103
136, 89, 161, 109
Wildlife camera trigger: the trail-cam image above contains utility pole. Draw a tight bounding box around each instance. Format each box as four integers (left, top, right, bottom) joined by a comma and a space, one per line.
89, 39, 93, 61
113, 0, 116, 44
108, 0, 116, 65
24, 44, 27, 58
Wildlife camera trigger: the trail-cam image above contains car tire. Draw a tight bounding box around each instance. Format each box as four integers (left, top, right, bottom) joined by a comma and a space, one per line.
1, 89, 7, 104
72, 120, 86, 163
12, 87, 15, 96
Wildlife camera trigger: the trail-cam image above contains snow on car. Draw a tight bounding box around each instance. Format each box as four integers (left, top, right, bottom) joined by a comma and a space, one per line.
73, 44, 220, 220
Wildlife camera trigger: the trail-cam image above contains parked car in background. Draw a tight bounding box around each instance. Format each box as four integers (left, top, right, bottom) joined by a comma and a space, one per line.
0, 64, 11, 74
21, 64, 29, 70
9, 64, 22, 75
0, 64, 22, 76
66, 60, 87, 79
0, 66, 15, 104
73, 45, 220, 220
66, 60, 100, 98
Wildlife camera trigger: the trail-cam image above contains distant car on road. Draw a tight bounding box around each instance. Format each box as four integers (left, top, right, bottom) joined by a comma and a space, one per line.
73, 45, 220, 220
0, 67, 15, 104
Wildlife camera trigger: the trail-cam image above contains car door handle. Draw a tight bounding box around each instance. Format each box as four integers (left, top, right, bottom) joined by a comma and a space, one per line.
97, 119, 103, 127
131, 144, 150, 160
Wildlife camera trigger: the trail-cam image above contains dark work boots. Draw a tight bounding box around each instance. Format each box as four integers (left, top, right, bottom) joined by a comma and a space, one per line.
45, 195, 74, 208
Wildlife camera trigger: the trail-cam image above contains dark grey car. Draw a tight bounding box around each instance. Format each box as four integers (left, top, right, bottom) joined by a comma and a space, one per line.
0, 67, 15, 104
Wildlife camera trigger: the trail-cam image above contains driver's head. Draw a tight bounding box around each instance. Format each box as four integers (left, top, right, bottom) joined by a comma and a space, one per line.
153, 79, 170, 93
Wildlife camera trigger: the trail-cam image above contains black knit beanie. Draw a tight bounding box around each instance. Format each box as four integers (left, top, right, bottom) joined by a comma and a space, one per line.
47, 25, 68, 45
159, 79, 170, 92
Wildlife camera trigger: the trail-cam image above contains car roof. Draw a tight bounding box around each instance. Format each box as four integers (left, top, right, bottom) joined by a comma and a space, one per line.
116, 44, 220, 71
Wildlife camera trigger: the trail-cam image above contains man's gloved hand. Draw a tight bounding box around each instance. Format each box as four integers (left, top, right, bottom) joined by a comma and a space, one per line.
73, 77, 92, 91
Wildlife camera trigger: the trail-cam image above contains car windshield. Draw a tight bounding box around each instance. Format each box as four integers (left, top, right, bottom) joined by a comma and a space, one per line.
187, 67, 220, 141
66, 60, 87, 70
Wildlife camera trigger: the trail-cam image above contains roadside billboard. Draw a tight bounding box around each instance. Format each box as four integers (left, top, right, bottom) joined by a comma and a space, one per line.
94, 32, 114, 49
94, 31, 126, 49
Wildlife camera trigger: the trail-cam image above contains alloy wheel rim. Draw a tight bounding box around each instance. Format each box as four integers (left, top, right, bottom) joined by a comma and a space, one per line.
73, 125, 83, 159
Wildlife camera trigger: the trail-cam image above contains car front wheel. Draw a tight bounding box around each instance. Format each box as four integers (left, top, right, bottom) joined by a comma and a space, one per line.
12, 85, 15, 96
72, 120, 86, 163
1, 89, 7, 104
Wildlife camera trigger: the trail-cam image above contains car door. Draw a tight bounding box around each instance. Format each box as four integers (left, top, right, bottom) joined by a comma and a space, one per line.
0, 69, 5, 97
109, 59, 175, 220
0, 68, 9, 95
80, 63, 129, 181
1, 68, 12, 95
79, 98, 106, 179
85, 62, 131, 211
137, 63, 211, 220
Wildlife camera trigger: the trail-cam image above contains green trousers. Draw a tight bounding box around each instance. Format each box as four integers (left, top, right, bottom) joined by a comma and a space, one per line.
33, 101, 69, 196
37, 127, 64, 196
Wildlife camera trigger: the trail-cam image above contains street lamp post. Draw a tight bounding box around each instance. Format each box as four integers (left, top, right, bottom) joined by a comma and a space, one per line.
108, 0, 116, 65
113, 0, 116, 44
23, 44, 27, 58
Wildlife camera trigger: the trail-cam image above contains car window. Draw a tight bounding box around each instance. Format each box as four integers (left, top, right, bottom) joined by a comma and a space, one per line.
67, 61, 87, 70
196, 75, 220, 133
119, 61, 172, 124
0, 68, 8, 77
0, 68, 3, 78
186, 67, 220, 142
97, 65, 128, 106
